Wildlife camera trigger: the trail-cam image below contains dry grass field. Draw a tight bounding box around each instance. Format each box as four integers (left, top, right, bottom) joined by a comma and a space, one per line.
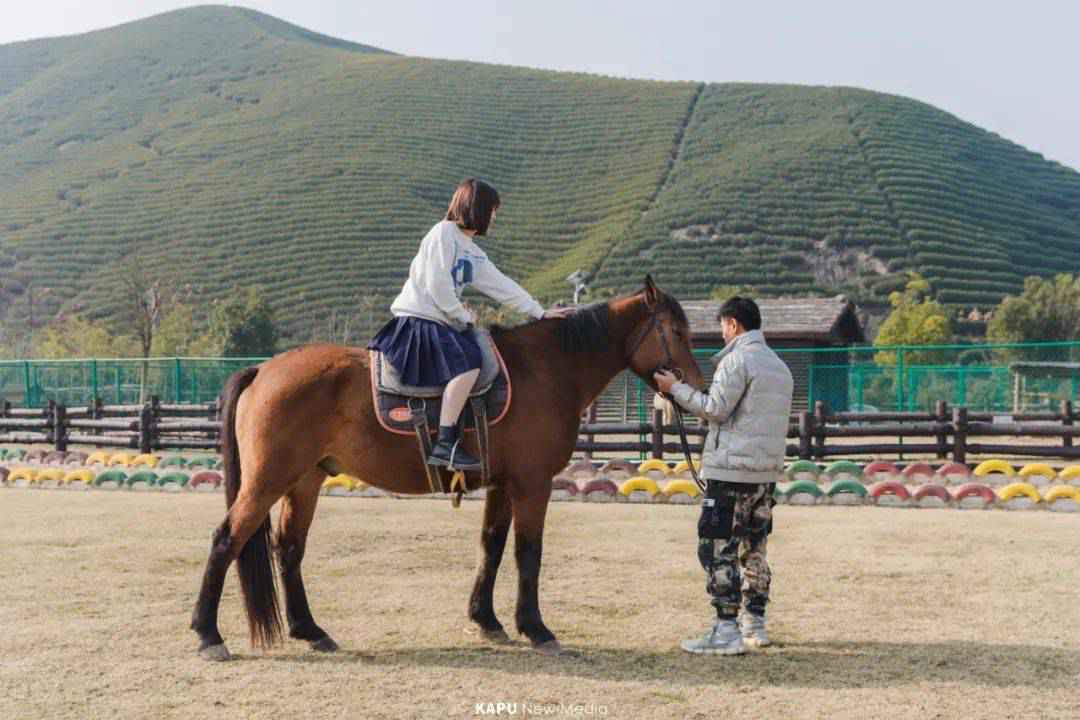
1, 489, 1078, 720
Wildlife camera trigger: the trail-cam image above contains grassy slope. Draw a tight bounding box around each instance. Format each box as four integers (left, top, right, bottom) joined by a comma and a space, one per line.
1, 6, 1079, 341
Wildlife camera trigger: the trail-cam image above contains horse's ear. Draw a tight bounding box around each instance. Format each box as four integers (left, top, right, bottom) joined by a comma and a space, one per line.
644, 274, 659, 307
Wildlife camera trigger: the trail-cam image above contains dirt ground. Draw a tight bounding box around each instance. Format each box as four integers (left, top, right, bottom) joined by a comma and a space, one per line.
0, 490, 1077, 720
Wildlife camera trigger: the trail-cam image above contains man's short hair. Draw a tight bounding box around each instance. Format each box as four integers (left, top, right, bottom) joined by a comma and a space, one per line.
718, 296, 761, 331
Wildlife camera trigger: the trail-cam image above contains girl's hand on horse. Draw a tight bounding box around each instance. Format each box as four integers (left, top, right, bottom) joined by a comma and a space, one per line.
543, 307, 576, 320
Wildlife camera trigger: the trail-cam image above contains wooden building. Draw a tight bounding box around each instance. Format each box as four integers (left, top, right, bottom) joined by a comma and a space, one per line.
681, 296, 867, 411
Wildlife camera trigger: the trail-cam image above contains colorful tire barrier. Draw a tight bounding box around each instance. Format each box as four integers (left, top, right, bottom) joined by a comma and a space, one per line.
598, 459, 636, 479
126, 470, 159, 488
1044, 485, 1080, 512
913, 483, 951, 507
785, 479, 824, 504
34, 468, 66, 486
4, 448, 27, 461
563, 459, 598, 480
662, 479, 702, 502
671, 459, 701, 478
108, 452, 135, 467
863, 461, 899, 482
189, 471, 223, 490
44, 450, 67, 465
997, 482, 1041, 507
1018, 463, 1056, 486
952, 483, 996, 508
869, 481, 910, 504
323, 474, 355, 494
619, 476, 660, 501
784, 460, 820, 481
826, 479, 867, 504
187, 457, 219, 471
581, 478, 618, 501
24, 449, 49, 463
934, 462, 971, 484
901, 462, 935, 484
823, 460, 862, 480
131, 454, 160, 468
973, 459, 1015, 478
64, 451, 88, 466
8, 468, 38, 486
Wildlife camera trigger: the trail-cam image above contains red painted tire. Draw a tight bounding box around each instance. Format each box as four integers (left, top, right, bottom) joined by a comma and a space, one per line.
551, 477, 579, 496
901, 462, 935, 483
0, 466, 9, 484
24, 449, 48, 463
934, 462, 970, 483
581, 478, 618, 497
44, 450, 67, 465
189, 470, 223, 488
913, 483, 951, 504
864, 461, 899, 481
563, 459, 598, 479
598, 459, 636, 476
869, 481, 911, 501
952, 483, 996, 506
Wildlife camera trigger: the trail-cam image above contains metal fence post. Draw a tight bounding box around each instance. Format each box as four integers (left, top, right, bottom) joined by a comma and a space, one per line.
174, 358, 183, 404
896, 348, 905, 411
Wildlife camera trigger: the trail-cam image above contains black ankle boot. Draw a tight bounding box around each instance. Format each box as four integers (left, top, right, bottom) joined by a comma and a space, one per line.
429, 424, 481, 471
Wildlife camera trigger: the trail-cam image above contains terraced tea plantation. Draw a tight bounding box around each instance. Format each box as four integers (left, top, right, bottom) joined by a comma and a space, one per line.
2, 6, 1079, 341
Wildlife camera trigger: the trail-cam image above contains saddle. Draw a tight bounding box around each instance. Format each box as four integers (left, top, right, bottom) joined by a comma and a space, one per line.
369, 328, 511, 505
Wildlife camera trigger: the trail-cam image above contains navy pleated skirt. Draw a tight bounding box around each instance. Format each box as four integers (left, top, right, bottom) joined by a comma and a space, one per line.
368, 315, 483, 387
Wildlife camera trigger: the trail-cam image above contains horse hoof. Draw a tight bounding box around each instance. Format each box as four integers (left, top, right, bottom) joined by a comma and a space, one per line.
481, 628, 512, 645
310, 636, 339, 653
199, 643, 231, 662
533, 639, 562, 656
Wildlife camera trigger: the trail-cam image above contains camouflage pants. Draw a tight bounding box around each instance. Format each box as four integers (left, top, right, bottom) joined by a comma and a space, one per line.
697, 481, 774, 619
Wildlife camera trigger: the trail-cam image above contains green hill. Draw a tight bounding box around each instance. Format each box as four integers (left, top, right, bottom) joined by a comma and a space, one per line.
2, 5, 1079, 344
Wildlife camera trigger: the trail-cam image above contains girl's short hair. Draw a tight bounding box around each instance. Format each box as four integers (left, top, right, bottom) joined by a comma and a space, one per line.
446, 178, 500, 236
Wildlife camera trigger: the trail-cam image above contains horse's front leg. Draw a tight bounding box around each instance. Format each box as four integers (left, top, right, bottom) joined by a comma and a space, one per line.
467, 484, 513, 643
509, 478, 559, 654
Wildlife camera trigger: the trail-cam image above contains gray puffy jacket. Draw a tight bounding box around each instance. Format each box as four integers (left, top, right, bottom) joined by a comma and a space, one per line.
670, 329, 794, 484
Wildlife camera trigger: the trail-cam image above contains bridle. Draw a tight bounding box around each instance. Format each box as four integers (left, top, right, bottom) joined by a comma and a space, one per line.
623, 302, 706, 492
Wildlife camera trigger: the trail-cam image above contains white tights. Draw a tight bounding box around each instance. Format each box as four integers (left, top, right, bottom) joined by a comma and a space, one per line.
439, 368, 480, 428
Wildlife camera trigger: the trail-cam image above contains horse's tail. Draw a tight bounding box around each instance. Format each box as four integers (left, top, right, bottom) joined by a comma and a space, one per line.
221, 366, 282, 649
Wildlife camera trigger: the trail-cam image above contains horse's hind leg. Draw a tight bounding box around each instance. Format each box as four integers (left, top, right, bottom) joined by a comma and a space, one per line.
190, 492, 279, 661
467, 484, 513, 643
277, 470, 337, 652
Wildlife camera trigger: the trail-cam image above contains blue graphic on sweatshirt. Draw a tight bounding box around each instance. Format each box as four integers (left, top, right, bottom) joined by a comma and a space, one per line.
451, 253, 485, 289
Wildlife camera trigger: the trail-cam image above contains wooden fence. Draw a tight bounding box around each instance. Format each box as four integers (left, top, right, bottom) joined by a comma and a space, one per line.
3, 398, 1078, 462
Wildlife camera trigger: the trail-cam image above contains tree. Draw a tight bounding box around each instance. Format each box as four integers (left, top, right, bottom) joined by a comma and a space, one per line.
987, 274, 1080, 345
150, 303, 200, 356
33, 316, 138, 359
203, 287, 279, 357
710, 285, 754, 302
873, 273, 952, 365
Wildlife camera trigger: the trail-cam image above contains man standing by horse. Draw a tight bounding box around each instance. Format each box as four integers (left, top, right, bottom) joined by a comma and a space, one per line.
654, 296, 793, 655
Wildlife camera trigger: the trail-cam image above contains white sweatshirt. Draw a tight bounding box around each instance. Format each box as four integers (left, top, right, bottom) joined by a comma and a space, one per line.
389, 220, 545, 329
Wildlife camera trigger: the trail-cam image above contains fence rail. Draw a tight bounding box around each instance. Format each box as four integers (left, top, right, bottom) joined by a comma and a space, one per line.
3, 398, 1079, 463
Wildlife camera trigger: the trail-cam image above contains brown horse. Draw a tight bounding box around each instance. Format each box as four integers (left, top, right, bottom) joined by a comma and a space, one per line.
190, 275, 705, 660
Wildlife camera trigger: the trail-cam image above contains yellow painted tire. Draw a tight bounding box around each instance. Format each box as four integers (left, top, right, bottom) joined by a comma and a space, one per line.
619, 476, 660, 496
671, 460, 701, 476
662, 479, 702, 498
108, 453, 135, 467
1018, 463, 1056, 481
86, 451, 110, 466
131, 454, 160, 468
636, 459, 672, 476
997, 482, 1041, 503
63, 469, 95, 486
973, 459, 1015, 477
322, 475, 355, 491
1044, 485, 1080, 503
8, 468, 38, 483
34, 469, 65, 484
1058, 466, 1080, 483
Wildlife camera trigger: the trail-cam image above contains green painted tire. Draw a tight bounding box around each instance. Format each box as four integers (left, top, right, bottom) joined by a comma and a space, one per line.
187, 457, 219, 470
784, 460, 820, 480
826, 479, 868, 497
126, 471, 159, 487
156, 472, 190, 487
94, 469, 128, 486
784, 479, 824, 498
157, 456, 188, 469
823, 460, 863, 479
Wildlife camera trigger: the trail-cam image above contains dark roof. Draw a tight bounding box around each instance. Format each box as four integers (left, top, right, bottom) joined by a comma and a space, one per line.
682, 295, 865, 344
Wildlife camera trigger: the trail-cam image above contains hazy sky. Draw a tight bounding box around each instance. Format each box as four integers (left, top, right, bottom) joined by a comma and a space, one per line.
4, 1, 1078, 171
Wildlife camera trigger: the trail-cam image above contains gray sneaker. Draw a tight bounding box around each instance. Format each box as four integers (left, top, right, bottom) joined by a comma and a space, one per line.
738, 611, 770, 647
680, 618, 745, 655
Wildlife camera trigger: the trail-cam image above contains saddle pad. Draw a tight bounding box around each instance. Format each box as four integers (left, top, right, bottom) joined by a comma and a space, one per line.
375, 328, 502, 398
370, 345, 512, 437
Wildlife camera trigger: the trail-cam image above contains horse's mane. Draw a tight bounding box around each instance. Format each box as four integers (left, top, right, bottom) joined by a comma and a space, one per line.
489, 288, 688, 354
